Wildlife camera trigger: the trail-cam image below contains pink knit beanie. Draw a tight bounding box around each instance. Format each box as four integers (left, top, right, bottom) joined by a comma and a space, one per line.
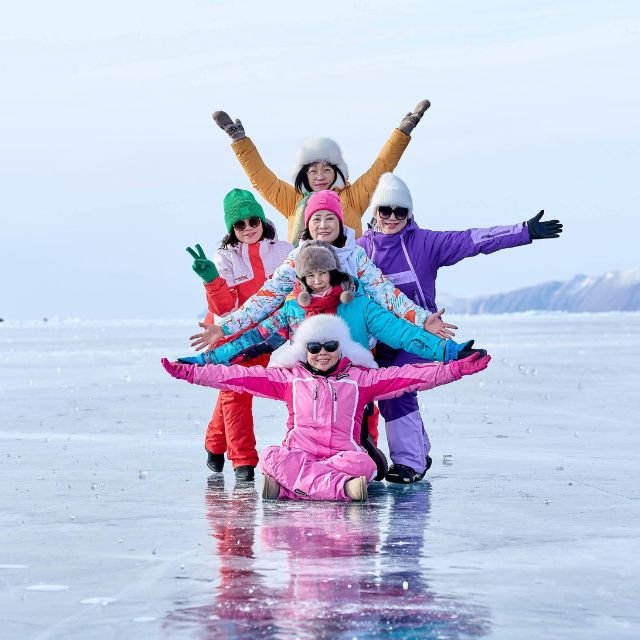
304, 190, 344, 227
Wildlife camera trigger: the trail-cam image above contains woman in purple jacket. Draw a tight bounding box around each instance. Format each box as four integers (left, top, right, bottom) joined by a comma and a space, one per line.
357, 173, 563, 483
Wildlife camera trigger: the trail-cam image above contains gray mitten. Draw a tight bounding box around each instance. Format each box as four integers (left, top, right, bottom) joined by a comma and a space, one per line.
398, 99, 431, 135
212, 110, 246, 141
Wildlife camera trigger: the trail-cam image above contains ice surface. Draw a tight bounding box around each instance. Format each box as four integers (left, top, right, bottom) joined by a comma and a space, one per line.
1, 315, 639, 639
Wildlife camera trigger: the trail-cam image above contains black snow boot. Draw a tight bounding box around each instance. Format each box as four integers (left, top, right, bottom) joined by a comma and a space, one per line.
234, 465, 255, 481
385, 461, 430, 484
360, 402, 388, 481
206, 452, 225, 473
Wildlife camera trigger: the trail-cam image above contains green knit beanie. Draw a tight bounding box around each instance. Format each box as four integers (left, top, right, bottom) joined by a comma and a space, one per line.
223, 188, 266, 232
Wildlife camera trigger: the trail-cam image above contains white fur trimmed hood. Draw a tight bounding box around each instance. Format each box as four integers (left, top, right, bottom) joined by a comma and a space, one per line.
269, 314, 378, 369
291, 137, 349, 188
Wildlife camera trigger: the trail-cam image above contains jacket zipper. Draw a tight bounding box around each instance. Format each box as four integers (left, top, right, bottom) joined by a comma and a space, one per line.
400, 236, 429, 310
313, 384, 318, 421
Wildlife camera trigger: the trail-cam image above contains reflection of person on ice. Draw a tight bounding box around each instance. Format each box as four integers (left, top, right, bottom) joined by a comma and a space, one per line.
162, 314, 490, 502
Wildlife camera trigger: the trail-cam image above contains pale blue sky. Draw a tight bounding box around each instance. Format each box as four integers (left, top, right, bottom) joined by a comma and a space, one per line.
1, 0, 638, 319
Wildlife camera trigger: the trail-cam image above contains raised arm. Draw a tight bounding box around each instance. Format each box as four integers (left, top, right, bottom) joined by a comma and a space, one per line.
345, 100, 430, 216
213, 111, 298, 219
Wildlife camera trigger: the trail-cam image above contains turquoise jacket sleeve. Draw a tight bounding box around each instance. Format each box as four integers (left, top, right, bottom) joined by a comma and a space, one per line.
361, 297, 447, 361
208, 306, 293, 364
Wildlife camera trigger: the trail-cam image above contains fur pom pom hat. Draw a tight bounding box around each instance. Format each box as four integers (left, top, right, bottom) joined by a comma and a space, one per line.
291, 137, 349, 188
294, 241, 355, 307
369, 173, 413, 218
269, 314, 378, 369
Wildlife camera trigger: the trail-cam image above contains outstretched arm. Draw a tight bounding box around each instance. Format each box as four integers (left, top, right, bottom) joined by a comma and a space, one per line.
184, 308, 292, 365
161, 358, 290, 401
430, 212, 555, 268
359, 353, 491, 403
197, 252, 297, 344
363, 297, 447, 361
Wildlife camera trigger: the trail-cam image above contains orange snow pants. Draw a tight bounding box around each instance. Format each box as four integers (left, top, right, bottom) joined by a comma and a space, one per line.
204, 353, 270, 468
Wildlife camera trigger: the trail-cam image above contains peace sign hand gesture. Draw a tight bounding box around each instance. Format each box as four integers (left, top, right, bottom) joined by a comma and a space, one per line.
186, 244, 219, 283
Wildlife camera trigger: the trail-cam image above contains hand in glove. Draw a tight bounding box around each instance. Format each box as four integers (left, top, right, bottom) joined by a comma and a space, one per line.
186, 244, 219, 283
450, 352, 491, 379
190, 322, 225, 351
444, 339, 488, 362
212, 110, 246, 141
398, 98, 431, 135
424, 307, 457, 339
161, 358, 196, 383
526, 210, 563, 240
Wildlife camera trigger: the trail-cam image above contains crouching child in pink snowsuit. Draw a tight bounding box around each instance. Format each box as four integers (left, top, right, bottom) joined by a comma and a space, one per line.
161, 315, 490, 502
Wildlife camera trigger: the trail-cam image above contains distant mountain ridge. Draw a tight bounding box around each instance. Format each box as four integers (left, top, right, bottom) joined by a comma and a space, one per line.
440, 269, 640, 314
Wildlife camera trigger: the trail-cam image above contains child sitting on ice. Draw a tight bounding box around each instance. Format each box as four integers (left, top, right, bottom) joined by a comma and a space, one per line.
162, 315, 490, 502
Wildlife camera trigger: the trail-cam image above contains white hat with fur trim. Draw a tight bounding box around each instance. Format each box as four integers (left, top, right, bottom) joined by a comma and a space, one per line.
291, 137, 349, 188
369, 172, 413, 217
269, 314, 378, 369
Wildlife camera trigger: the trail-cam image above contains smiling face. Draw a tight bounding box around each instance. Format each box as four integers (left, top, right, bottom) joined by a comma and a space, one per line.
304, 270, 331, 294
375, 207, 409, 235
306, 343, 341, 371
307, 211, 340, 244
306, 162, 336, 191
233, 217, 264, 244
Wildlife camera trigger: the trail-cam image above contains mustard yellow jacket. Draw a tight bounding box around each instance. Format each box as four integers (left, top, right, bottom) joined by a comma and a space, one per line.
230, 129, 411, 241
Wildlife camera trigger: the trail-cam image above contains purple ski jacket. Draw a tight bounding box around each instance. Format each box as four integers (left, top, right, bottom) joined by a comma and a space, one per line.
357, 218, 531, 313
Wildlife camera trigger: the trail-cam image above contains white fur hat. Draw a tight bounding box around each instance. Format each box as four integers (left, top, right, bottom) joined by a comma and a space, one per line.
369, 172, 413, 217
291, 137, 349, 187
269, 314, 378, 369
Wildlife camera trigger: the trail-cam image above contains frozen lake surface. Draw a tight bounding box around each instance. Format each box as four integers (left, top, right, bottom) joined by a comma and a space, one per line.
1, 314, 639, 639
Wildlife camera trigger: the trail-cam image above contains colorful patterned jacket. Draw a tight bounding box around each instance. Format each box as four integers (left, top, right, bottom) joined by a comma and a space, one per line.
217, 227, 431, 337
200, 280, 464, 366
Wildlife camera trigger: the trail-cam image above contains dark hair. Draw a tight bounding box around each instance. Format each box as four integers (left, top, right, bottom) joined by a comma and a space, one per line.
294, 163, 346, 194
298, 221, 346, 248
219, 219, 276, 250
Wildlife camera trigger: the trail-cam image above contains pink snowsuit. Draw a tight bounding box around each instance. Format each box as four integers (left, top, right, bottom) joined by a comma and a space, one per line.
162, 356, 467, 502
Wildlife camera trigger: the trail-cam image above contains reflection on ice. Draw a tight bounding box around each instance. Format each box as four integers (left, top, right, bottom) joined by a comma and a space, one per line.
164, 479, 490, 639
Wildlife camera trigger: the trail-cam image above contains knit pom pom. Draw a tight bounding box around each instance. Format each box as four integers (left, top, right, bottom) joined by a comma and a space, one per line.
297, 290, 312, 307
340, 289, 354, 304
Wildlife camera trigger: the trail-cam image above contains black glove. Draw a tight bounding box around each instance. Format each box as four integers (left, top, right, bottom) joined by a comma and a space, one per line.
456, 340, 488, 360
527, 210, 563, 240
212, 110, 246, 141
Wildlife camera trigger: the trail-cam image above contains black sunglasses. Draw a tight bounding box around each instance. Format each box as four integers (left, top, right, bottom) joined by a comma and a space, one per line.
233, 217, 262, 231
378, 206, 409, 220
306, 340, 340, 355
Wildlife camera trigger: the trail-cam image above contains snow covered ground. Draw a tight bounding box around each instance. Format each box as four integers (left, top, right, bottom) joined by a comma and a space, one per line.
1, 314, 639, 639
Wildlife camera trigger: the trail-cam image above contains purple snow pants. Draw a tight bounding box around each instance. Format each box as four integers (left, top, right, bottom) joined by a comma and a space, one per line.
375, 345, 431, 473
